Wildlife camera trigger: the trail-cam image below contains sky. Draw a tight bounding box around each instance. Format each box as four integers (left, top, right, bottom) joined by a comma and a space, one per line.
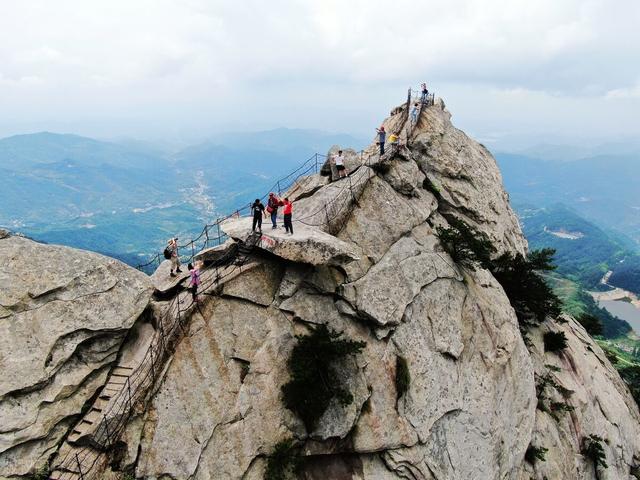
1, 0, 639, 150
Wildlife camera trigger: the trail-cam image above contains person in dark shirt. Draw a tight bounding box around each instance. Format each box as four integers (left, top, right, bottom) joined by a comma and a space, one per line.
251, 198, 266, 232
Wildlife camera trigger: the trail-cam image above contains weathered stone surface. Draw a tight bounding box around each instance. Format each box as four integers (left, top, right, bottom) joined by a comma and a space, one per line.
341, 234, 461, 327
291, 164, 374, 234
222, 216, 359, 266
412, 98, 527, 256
383, 157, 426, 196
150, 258, 190, 292
194, 237, 237, 263
521, 318, 640, 480
286, 172, 330, 202
222, 258, 283, 306
0, 235, 152, 477
337, 175, 437, 281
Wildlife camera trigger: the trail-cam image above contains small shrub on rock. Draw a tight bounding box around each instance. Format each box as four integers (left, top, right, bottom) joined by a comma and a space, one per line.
436, 217, 495, 270
265, 439, 300, 480
395, 356, 410, 400
282, 324, 366, 432
525, 444, 548, 465
582, 434, 608, 470
543, 331, 569, 353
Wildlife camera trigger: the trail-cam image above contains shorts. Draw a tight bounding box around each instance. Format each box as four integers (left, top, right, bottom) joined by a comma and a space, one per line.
336, 165, 345, 171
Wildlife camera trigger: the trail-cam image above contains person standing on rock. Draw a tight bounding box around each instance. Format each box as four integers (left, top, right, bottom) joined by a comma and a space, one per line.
251, 198, 266, 232
376, 126, 386, 155
421, 83, 429, 104
411, 103, 419, 124
267, 192, 280, 229
188, 262, 201, 302
333, 150, 347, 179
167, 238, 181, 277
283, 197, 293, 234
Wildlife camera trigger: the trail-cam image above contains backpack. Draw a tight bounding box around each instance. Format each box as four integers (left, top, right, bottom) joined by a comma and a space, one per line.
163, 246, 172, 259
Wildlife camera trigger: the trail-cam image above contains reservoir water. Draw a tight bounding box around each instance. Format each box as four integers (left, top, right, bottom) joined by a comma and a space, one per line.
599, 299, 640, 333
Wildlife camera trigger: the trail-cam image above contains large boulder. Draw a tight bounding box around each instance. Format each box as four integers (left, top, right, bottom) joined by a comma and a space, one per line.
221, 217, 359, 266
0, 236, 153, 477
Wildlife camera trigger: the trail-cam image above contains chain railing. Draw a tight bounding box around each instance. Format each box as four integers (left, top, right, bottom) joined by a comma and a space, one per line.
135, 153, 326, 273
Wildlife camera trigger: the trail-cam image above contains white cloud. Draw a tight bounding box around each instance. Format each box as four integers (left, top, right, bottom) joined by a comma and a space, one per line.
0, 0, 638, 144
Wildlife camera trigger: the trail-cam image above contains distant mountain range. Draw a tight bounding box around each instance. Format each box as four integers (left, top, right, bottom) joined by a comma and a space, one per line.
1, 129, 367, 264
496, 148, 640, 245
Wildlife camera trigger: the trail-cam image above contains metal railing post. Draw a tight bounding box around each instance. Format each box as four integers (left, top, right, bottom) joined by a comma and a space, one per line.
102, 414, 110, 444
127, 377, 133, 411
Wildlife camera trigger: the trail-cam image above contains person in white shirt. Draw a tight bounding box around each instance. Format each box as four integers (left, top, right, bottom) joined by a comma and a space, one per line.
334, 150, 347, 179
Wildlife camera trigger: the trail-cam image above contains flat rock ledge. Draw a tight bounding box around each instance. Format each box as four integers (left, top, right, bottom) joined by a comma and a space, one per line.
221, 217, 359, 266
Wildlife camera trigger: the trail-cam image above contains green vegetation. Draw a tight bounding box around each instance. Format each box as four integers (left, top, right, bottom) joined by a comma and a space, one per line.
524, 444, 548, 465
491, 249, 562, 325
536, 370, 574, 419
582, 434, 608, 470
544, 274, 631, 338
610, 258, 640, 296
281, 324, 366, 432
618, 365, 640, 407
265, 439, 300, 480
543, 331, 569, 352
436, 217, 495, 271
577, 313, 603, 336
28, 466, 49, 480
422, 176, 442, 200
395, 356, 410, 400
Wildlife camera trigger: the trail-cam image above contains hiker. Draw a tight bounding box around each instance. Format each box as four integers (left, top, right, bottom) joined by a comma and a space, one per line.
251, 198, 266, 232
188, 262, 201, 302
389, 133, 399, 152
333, 150, 347, 179
411, 103, 419, 124
421, 83, 429, 104
282, 197, 293, 234
167, 238, 181, 277
267, 192, 280, 229
376, 126, 386, 155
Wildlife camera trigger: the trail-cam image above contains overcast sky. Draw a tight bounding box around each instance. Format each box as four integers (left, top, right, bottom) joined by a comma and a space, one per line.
1, 0, 639, 149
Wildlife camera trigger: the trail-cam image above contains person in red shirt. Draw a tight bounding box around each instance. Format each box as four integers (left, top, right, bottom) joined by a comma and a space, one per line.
282, 197, 293, 234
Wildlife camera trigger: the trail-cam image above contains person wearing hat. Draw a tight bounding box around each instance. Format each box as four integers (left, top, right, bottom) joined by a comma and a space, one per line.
376, 126, 386, 155
167, 237, 181, 277
267, 192, 281, 229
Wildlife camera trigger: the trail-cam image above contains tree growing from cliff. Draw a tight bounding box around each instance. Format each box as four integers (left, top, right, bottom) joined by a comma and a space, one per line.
525, 444, 548, 465
282, 324, 366, 432
436, 217, 495, 270
582, 434, 608, 471
577, 313, 604, 337
543, 331, 569, 352
490, 248, 561, 325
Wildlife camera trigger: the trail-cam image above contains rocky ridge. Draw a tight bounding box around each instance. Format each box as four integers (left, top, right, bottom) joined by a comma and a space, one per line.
1, 98, 639, 480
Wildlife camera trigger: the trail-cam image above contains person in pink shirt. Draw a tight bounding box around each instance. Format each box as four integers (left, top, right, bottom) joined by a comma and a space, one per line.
188, 262, 201, 302
282, 198, 293, 234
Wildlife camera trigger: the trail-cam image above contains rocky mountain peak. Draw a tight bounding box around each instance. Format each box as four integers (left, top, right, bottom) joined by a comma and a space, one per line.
1, 96, 639, 480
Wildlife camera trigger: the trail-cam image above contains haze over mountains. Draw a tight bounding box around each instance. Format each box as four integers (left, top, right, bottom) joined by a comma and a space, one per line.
496, 144, 640, 245
0, 129, 367, 264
